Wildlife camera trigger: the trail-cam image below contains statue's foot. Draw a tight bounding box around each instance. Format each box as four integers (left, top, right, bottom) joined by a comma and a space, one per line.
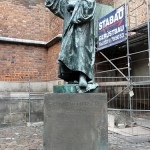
79, 73, 88, 88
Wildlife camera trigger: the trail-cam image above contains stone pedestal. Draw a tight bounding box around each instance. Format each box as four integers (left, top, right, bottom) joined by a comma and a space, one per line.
44, 93, 108, 150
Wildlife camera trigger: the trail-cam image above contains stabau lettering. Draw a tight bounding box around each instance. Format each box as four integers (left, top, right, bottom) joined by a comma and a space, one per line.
99, 5, 124, 31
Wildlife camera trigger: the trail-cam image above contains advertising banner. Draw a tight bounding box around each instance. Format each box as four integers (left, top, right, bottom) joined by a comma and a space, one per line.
97, 4, 126, 51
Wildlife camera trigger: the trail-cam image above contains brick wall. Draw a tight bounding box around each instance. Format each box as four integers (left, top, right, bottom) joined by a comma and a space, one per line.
0, 0, 113, 82
47, 42, 61, 80
0, 43, 48, 81
0, 0, 113, 42
0, 0, 63, 41
0, 42, 64, 82
96, 0, 113, 6
0, 0, 63, 82
114, 0, 148, 29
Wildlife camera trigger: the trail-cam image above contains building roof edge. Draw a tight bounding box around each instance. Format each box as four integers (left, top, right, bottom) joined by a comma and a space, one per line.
0, 34, 62, 48
0, 37, 47, 46
46, 34, 62, 48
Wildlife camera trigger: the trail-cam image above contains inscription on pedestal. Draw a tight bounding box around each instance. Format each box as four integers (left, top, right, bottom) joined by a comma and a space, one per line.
44, 93, 108, 150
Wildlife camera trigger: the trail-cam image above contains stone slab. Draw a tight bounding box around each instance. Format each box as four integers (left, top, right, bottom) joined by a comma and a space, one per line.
0, 82, 47, 92
108, 114, 115, 128
44, 93, 108, 150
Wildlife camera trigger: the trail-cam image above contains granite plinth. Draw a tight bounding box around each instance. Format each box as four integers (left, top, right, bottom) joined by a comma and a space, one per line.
44, 93, 108, 150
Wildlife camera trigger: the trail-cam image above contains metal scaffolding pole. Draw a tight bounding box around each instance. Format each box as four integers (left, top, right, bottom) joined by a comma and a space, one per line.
146, 0, 150, 75
125, 2, 131, 81
125, 0, 133, 127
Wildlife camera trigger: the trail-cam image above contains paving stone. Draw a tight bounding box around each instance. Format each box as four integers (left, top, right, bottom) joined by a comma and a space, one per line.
0, 123, 149, 149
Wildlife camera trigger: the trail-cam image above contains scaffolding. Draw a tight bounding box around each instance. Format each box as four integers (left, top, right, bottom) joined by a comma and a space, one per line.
95, 0, 150, 149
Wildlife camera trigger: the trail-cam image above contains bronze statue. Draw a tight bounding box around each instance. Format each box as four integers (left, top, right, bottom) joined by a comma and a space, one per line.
46, 0, 97, 92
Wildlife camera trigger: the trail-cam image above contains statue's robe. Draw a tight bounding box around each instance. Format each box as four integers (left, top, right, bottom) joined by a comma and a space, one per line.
46, 0, 96, 83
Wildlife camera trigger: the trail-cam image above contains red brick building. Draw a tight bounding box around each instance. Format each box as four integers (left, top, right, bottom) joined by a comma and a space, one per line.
0, 0, 62, 83
0, 0, 113, 92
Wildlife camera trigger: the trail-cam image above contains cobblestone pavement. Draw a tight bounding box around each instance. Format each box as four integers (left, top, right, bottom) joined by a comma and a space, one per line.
0, 123, 43, 150
0, 123, 150, 150
108, 130, 150, 150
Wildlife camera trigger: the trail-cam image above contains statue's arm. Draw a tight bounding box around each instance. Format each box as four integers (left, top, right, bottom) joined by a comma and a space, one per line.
71, 0, 96, 24
45, 0, 65, 19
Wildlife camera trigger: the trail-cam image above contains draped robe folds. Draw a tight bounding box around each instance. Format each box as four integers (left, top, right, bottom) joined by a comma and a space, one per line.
46, 0, 96, 83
